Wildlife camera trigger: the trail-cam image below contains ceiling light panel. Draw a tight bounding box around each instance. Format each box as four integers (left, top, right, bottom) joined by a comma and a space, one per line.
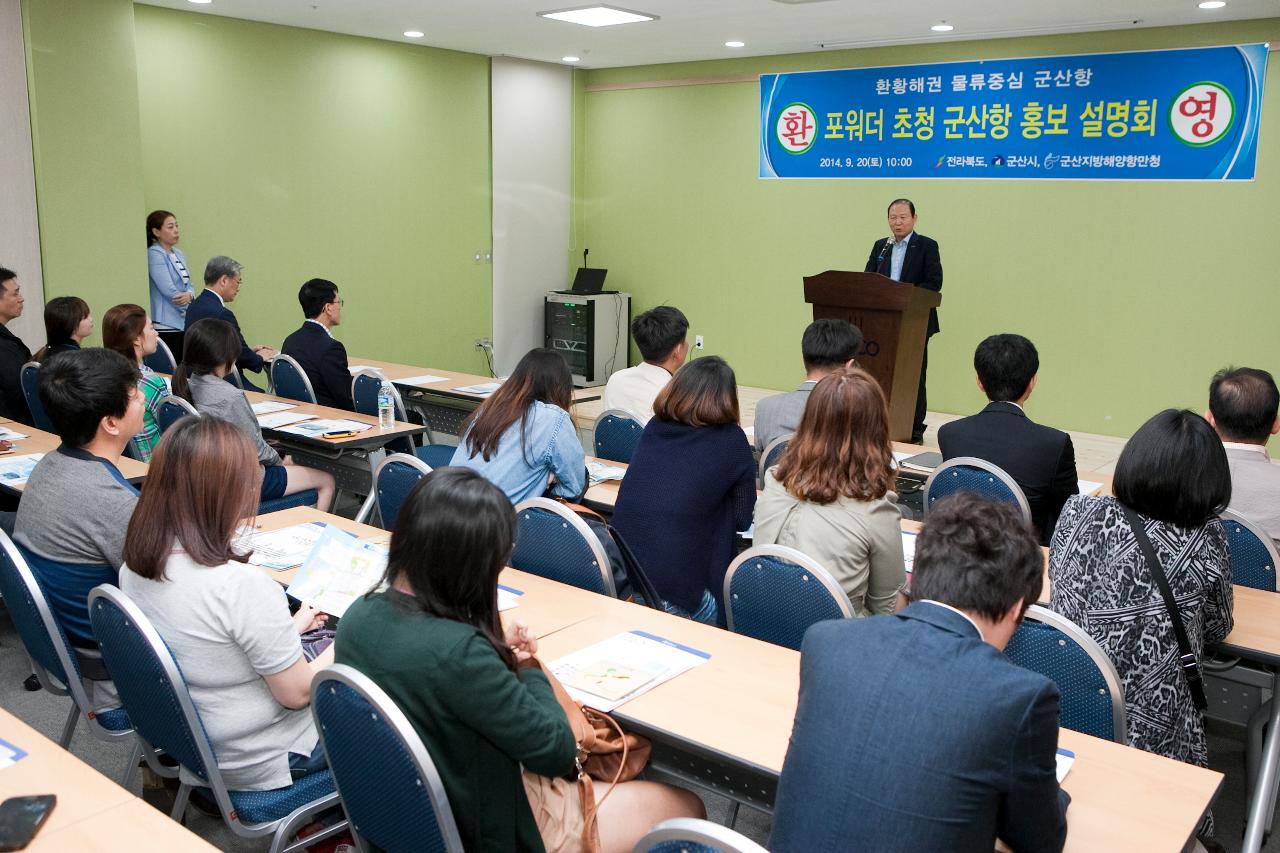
538, 6, 657, 27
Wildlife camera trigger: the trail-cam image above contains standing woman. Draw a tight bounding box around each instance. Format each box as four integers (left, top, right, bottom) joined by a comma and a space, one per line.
610, 356, 756, 624
147, 210, 194, 331
32, 296, 92, 362
102, 303, 167, 462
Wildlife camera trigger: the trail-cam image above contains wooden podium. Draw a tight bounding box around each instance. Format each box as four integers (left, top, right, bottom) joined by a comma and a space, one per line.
803, 271, 941, 441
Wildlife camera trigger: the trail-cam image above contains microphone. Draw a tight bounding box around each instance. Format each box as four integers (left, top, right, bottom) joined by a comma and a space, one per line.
584, 248, 589, 268
877, 235, 894, 268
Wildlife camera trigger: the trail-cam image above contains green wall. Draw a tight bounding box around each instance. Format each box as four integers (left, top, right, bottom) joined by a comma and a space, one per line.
23, 0, 147, 344
580, 21, 1280, 438
132, 6, 493, 373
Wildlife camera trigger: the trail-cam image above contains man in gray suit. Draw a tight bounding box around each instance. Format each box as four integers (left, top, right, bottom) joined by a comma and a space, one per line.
1207, 366, 1280, 547
754, 318, 861, 455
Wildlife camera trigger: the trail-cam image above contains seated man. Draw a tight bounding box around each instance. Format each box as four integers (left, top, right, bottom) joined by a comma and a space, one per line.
185, 255, 276, 392
771, 494, 1069, 853
602, 305, 688, 421
0, 268, 31, 424
754, 318, 861, 454
938, 333, 1077, 544
14, 349, 143, 650
281, 278, 353, 409
1207, 366, 1280, 547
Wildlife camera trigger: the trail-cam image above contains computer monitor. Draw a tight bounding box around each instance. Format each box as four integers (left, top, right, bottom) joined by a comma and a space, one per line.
569, 267, 608, 294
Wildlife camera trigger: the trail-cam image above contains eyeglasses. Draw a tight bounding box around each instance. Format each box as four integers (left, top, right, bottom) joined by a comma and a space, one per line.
331, 298, 345, 307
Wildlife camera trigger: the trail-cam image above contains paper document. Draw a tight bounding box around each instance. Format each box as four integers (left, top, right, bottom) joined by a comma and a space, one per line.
398, 374, 450, 386
251, 401, 297, 415
498, 584, 523, 612
902, 531, 917, 573
276, 418, 375, 438
0, 738, 28, 770
257, 411, 317, 429
348, 365, 383, 376
587, 460, 626, 484
236, 522, 328, 571
549, 630, 711, 712
0, 427, 28, 442
453, 382, 502, 396
287, 526, 388, 617
742, 425, 755, 441
0, 454, 42, 486
1077, 480, 1103, 495
1056, 747, 1076, 783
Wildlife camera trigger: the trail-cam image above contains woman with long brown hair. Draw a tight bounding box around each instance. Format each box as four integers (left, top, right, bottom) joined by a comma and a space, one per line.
120, 417, 333, 791
753, 366, 907, 617
102, 303, 166, 462
449, 347, 585, 504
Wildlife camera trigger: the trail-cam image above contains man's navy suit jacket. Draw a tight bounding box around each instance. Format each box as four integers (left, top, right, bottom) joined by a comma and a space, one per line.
281, 321, 354, 410
184, 289, 265, 391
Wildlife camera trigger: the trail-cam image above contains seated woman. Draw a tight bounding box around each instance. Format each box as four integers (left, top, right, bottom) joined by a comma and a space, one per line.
120, 417, 333, 790
33, 296, 92, 362
1049, 409, 1232, 834
610, 356, 756, 624
336, 467, 703, 852
173, 318, 335, 510
102, 303, 167, 462
753, 366, 906, 617
450, 347, 585, 504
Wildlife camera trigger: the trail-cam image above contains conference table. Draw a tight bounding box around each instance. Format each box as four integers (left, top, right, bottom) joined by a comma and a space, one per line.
249, 507, 1221, 851
0, 708, 215, 851
0, 420, 147, 495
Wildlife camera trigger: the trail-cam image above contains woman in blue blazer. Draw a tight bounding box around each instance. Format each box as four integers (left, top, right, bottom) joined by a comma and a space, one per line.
146, 209, 194, 329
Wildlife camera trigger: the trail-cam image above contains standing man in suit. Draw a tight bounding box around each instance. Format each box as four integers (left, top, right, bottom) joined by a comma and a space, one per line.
938, 333, 1077, 544
184, 256, 277, 392
753, 318, 861, 454
0, 269, 31, 425
1207, 366, 1280, 548
771, 494, 1069, 853
864, 198, 942, 443
281, 278, 353, 410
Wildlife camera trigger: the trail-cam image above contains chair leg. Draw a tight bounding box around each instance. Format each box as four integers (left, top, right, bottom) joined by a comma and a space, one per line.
57, 704, 78, 748
170, 783, 191, 822
727, 801, 741, 829
1249, 699, 1271, 796
120, 740, 143, 789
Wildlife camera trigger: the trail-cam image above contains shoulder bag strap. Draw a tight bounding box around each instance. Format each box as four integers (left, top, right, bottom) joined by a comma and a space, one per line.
1118, 503, 1208, 711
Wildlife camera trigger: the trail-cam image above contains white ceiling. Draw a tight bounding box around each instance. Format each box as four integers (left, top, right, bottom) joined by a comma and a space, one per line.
134, 1, 1277, 69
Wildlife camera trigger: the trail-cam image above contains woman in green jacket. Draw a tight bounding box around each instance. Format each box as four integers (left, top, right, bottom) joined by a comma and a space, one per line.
336, 467, 702, 852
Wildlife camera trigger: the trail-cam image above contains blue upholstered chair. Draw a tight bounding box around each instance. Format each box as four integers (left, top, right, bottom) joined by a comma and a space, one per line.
142, 337, 177, 375
354, 453, 432, 529
512, 497, 616, 597
88, 585, 345, 853
312, 665, 464, 853
270, 354, 317, 404
0, 532, 145, 784
593, 409, 644, 464
923, 456, 1032, 524
633, 817, 768, 853
1003, 604, 1127, 743
1220, 509, 1278, 592
723, 545, 851, 651
352, 370, 455, 469
20, 361, 51, 431
757, 432, 794, 486
156, 394, 199, 434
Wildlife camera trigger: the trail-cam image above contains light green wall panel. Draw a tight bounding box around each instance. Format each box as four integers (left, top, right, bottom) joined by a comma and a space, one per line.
581, 21, 1280, 438
23, 0, 147, 343
132, 6, 493, 374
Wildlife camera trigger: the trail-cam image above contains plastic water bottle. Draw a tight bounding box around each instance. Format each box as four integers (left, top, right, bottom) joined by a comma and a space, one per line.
377, 381, 394, 430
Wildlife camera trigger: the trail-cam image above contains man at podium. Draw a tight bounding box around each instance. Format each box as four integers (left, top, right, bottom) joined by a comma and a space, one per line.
864, 199, 943, 443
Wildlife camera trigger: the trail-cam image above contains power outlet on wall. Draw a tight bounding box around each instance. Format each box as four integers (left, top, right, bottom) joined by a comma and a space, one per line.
694, 335, 705, 350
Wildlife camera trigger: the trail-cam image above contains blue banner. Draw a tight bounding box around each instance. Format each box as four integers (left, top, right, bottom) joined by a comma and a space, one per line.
760, 44, 1267, 181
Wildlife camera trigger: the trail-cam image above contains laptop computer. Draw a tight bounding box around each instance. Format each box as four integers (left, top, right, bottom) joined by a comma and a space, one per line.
563, 267, 608, 294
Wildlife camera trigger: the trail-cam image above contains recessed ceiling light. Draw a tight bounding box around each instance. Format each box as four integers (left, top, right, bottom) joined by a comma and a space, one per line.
188, 0, 212, 5
1198, 0, 1226, 7
563, 56, 581, 63
931, 23, 954, 32
538, 5, 657, 27
403, 30, 425, 38
725, 40, 745, 48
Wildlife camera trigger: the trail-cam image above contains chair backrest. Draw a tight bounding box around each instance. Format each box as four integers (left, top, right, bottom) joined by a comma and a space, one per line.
1220, 509, 1279, 592
0, 530, 82, 697
593, 409, 645, 464
352, 371, 414, 455
20, 362, 51, 431
757, 432, 794, 486
157, 394, 200, 434
632, 817, 768, 853
142, 337, 177, 375
512, 498, 616, 597
923, 456, 1032, 523
312, 665, 464, 853
227, 366, 245, 390
723, 545, 851, 650
122, 437, 144, 461
355, 453, 432, 529
1003, 604, 1127, 743
270, 354, 317, 405
16, 544, 117, 650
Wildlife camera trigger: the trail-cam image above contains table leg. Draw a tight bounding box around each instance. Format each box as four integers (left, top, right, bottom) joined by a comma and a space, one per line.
1242, 672, 1280, 853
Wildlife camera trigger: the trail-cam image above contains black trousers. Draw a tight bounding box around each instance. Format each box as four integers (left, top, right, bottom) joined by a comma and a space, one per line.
913, 336, 930, 439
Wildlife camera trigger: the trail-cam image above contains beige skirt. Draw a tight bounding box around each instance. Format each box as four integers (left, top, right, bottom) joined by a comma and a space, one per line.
522, 770, 593, 853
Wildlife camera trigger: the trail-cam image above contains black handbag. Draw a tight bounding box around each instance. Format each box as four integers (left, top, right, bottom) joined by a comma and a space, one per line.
1118, 503, 1208, 711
